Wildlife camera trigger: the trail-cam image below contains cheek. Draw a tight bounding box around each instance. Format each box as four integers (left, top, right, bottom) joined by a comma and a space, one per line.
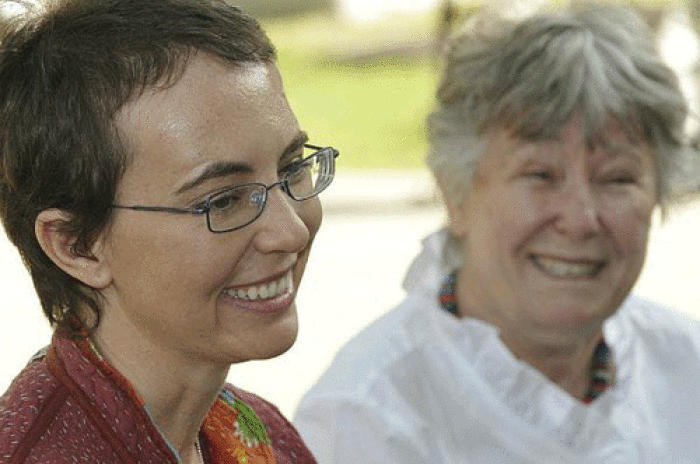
106, 222, 243, 301
612, 217, 651, 257
478, 189, 544, 248
298, 197, 323, 243
603, 196, 654, 257
462, 202, 520, 268
291, 199, 322, 286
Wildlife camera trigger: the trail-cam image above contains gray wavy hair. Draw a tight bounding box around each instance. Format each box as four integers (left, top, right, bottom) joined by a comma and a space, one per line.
427, 3, 698, 215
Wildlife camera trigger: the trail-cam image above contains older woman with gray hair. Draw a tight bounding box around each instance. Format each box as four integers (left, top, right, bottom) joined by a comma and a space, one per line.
294, 4, 700, 463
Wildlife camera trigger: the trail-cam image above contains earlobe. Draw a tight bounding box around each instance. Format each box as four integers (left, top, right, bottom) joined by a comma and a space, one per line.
35, 209, 112, 289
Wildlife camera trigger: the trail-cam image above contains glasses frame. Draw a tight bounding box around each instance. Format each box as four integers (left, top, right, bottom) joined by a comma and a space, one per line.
111, 144, 339, 233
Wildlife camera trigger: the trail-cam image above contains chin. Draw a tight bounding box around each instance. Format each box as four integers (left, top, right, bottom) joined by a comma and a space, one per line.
261, 320, 300, 360
256, 337, 297, 361
539, 302, 612, 332
234, 310, 299, 363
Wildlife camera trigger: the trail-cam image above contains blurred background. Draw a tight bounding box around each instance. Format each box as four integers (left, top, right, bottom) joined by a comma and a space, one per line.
2, 0, 700, 419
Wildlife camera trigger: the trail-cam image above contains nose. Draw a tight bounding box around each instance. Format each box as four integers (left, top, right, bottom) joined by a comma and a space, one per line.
253, 185, 311, 254
553, 176, 601, 239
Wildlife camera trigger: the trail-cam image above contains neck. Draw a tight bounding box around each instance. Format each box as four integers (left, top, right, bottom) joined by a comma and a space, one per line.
499, 329, 602, 399
454, 271, 604, 400
90, 318, 228, 457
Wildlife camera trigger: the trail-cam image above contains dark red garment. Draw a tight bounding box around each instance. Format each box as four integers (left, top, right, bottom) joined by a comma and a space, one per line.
0, 332, 317, 464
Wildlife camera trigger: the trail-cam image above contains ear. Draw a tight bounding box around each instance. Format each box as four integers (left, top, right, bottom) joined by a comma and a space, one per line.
435, 173, 471, 239
35, 209, 112, 289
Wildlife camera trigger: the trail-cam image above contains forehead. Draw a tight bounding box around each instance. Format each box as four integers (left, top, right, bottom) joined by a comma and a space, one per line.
113, 55, 299, 190
487, 116, 653, 166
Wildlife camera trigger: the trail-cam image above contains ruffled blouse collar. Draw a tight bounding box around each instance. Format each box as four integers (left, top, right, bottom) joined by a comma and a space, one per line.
400, 228, 637, 456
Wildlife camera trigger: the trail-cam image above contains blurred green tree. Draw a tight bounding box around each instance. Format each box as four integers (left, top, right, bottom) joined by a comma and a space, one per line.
232, 0, 332, 19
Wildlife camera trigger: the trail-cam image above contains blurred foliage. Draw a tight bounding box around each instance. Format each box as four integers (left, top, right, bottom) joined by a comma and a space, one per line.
232, 0, 332, 20
263, 13, 439, 170
690, 0, 699, 31
262, 0, 690, 170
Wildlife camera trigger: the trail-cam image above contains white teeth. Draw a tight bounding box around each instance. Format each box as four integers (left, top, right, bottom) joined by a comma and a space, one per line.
532, 256, 602, 277
224, 272, 292, 300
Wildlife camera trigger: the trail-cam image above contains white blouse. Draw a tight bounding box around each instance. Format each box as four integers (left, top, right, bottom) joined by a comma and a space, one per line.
294, 229, 700, 464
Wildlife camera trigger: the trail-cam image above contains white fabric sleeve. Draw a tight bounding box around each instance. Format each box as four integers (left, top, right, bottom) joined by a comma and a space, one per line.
294, 398, 431, 464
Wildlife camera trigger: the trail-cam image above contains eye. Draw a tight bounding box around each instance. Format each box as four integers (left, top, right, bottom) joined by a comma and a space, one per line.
279, 159, 297, 174
279, 155, 304, 176
524, 169, 555, 182
600, 170, 636, 185
282, 155, 316, 185
207, 188, 247, 213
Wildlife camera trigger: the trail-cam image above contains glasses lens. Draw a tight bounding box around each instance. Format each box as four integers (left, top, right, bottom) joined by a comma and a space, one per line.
207, 184, 265, 232
287, 147, 334, 200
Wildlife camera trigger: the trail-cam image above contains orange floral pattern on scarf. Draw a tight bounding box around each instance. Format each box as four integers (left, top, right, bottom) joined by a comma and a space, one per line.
202, 389, 276, 464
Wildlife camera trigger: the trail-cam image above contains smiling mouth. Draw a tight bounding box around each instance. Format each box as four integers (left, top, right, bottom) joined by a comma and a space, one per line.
530, 255, 606, 278
223, 271, 294, 300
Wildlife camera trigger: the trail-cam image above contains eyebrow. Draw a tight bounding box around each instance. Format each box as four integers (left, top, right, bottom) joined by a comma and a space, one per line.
280, 131, 309, 163
175, 131, 309, 195
598, 140, 649, 164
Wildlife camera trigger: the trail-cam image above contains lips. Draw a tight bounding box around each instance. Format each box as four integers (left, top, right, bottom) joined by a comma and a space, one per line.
222, 271, 293, 300
530, 255, 606, 278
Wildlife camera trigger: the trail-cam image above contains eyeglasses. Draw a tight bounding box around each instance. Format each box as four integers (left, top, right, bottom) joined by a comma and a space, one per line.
111, 144, 339, 233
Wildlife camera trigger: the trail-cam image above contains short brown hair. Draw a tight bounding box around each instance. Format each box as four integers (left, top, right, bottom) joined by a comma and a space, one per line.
0, 0, 276, 335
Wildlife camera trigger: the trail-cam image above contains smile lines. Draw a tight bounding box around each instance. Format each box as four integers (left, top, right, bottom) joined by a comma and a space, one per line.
531, 255, 606, 278
224, 272, 293, 300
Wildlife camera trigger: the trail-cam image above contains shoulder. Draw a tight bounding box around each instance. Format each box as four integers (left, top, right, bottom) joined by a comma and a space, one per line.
0, 353, 63, 462
294, 293, 443, 439
301, 294, 432, 405
293, 293, 451, 463
607, 295, 700, 364
608, 295, 700, 456
610, 294, 700, 338
224, 384, 318, 464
